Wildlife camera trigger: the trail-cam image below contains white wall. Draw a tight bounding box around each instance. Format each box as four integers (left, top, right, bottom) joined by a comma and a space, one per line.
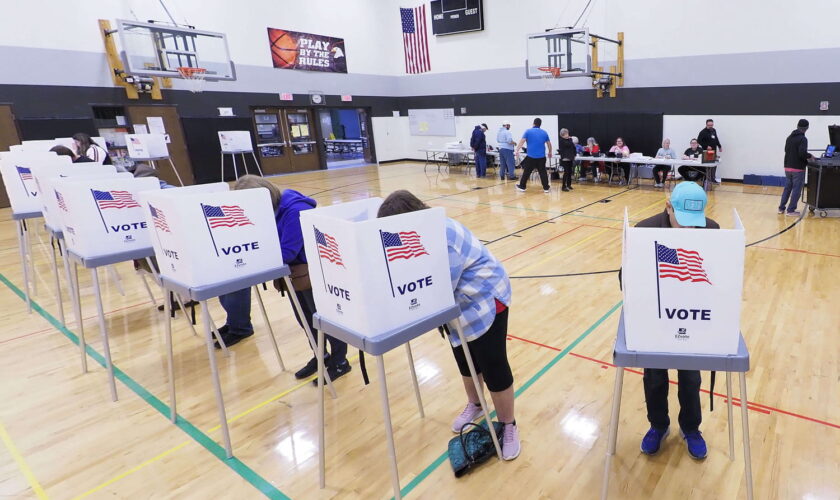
664, 115, 838, 178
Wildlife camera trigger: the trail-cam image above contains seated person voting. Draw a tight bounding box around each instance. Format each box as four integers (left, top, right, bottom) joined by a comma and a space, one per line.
377, 190, 520, 461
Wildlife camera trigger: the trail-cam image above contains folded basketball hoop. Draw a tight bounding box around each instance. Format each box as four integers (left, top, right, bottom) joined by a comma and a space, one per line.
177, 67, 207, 93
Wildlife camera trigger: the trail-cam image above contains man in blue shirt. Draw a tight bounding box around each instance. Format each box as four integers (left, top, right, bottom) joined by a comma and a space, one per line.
515, 118, 553, 193
496, 121, 517, 180
470, 124, 488, 178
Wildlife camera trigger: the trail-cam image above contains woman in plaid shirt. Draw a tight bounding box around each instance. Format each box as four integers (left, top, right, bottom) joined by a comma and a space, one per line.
378, 190, 520, 460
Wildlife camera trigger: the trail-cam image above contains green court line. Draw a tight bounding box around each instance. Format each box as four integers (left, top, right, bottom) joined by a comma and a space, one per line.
0, 272, 290, 500
395, 300, 623, 499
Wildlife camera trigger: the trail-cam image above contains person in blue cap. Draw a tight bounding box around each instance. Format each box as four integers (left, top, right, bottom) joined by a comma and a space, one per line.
634, 181, 719, 459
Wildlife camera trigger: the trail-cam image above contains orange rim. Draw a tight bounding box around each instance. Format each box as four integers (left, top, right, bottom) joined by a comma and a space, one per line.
177, 67, 207, 78
537, 66, 562, 78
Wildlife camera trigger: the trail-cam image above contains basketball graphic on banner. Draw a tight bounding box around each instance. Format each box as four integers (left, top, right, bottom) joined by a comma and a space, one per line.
268, 29, 299, 68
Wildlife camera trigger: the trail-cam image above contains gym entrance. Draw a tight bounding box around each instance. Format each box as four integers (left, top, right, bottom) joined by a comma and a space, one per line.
318, 108, 374, 169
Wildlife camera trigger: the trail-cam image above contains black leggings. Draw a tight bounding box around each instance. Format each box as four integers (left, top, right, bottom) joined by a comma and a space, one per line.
652, 165, 670, 183
451, 308, 513, 392
607, 162, 630, 182
290, 288, 348, 362
561, 159, 573, 188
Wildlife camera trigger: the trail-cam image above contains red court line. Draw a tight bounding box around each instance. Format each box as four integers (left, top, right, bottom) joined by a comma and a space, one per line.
506, 334, 840, 430
502, 226, 583, 262
753, 246, 840, 259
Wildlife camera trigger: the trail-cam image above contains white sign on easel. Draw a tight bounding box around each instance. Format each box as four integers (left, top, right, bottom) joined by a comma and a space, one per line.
621, 208, 745, 355
0, 153, 71, 214
29, 164, 120, 230
300, 198, 454, 337
139, 185, 282, 288
53, 177, 160, 258
125, 134, 169, 159
218, 131, 254, 153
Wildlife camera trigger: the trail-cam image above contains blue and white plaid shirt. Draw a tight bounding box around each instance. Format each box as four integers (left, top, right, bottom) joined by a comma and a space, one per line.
444, 218, 512, 347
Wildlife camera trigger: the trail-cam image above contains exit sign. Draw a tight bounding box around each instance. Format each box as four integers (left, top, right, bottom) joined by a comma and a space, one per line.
280, 92, 294, 101
341, 95, 353, 102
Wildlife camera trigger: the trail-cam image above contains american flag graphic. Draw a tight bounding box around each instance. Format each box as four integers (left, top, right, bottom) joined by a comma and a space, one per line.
16, 166, 33, 180
150, 204, 170, 232
400, 6, 431, 74
202, 204, 253, 228
55, 190, 68, 212
656, 243, 711, 284
130, 137, 141, 144
381, 231, 429, 262
314, 227, 344, 267
92, 190, 141, 209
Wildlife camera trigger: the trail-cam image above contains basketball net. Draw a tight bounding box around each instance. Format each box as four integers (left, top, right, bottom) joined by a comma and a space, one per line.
177, 67, 207, 93
538, 67, 562, 90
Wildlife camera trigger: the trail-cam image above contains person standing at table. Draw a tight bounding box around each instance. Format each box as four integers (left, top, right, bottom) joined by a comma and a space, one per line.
778, 119, 814, 217
607, 137, 631, 185
634, 181, 719, 459
679, 139, 705, 182
653, 138, 678, 187
697, 119, 722, 183
377, 189, 520, 460
515, 118, 553, 193
557, 128, 577, 192
496, 120, 517, 181
470, 124, 488, 178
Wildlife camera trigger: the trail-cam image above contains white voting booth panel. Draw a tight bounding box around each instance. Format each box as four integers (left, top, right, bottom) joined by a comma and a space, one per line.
622, 209, 745, 355
30, 164, 119, 230
0, 153, 71, 214
54, 177, 160, 258
139, 185, 282, 289
125, 134, 169, 159
8, 145, 23, 152
218, 131, 254, 153
20, 139, 73, 152
301, 198, 454, 338
40, 171, 129, 232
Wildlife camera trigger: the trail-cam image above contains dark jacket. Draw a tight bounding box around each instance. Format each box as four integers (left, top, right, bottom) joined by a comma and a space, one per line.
684, 147, 703, 158
697, 127, 721, 151
783, 129, 811, 170
470, 126, 486, 151
276, 189, 317, 265
557, 136, 576, 161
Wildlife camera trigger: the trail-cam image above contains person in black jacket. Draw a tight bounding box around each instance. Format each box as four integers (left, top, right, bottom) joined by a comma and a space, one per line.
470, 124, 488, 178
778, 119, 813, 216
49, 145, 95, 163
697, 119, 722, 183
557, 128, 576, 191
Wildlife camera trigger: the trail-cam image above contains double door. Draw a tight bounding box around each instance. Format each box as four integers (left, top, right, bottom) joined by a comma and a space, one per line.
254, 108, 320, 175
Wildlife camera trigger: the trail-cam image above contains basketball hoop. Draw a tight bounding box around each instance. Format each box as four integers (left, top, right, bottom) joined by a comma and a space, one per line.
177, 67, 207, 93
538, 66, 562, 90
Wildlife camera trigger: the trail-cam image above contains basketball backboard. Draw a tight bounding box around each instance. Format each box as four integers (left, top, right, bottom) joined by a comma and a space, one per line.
116, 19, 235, 81
526, 28, 591, 79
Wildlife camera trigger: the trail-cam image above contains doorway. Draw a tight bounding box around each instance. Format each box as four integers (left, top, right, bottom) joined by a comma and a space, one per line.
0, 104, 21, 208
252, 107, 321, 175
319, 108, 374, 169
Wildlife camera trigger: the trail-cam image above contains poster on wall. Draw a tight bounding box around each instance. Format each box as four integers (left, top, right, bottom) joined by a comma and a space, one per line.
267, 28, 347, 73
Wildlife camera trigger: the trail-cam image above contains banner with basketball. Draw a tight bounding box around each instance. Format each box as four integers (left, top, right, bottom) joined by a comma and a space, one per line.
621, 208, 745, 355
139, 184, 283, 289
300, 198, 454, 337
267, 28, 347, 73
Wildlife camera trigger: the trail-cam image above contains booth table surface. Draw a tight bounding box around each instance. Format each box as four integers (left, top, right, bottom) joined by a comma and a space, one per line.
67, 247, 155, 269
12, 210, 41, 221
160, 265, 290, 302
614, 311, 750, 372
313, 304, 460, 356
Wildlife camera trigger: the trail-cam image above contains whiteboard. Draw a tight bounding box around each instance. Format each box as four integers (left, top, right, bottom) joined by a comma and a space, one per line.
409, 108, 456, 136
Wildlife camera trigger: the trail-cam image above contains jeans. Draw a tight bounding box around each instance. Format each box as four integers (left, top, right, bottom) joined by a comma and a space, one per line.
498, 148, 515, 178
779, 170, 805, 213
291, 288, 348, 363
643, 369, 702, 432
517, 156, 549, 190
474, 149, 487, 177
218, 288, 253, 337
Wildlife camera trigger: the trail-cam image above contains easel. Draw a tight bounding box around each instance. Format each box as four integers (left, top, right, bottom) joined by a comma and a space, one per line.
220, 149, 263, 181
313, 305, 503, 500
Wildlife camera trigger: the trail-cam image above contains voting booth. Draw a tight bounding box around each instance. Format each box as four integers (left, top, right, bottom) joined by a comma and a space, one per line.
31, 164, 119, 232
217, 130, 262, 181
621, 209, 745, 355
300, 198, 455, 338
125, 133, 184, 186
0, 152, 70, 214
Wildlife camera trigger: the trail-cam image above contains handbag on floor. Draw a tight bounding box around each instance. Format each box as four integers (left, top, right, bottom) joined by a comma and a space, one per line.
448, 421, 504, 477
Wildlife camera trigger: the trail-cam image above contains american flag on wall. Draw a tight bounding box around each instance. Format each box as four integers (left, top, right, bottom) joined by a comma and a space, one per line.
400, 5, 431, 74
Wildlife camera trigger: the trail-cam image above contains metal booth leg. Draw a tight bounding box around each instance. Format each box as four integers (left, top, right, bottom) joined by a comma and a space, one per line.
455, 329, 503, 460
284, 276, 336, 399
317, 328, 327, 488
726, 371, 735, 460
16, 221, 31, 313
163, 284, 177, 423
49, 236, 65, 325
107, 265, 125, 296
240, 153, 249, 176
200, 300, 233, 458
166, 158, 185, 186
739, 373, 754, 500
377, 354, 402, 500
68, 257, 87, 373
220, 153, 225, 182
91, 267, 118, 401
139, 272, 158, 308
601, 367, 625, 500
253, 285, 285, 371
23, 220, 37, 296
404, 342, 425, 418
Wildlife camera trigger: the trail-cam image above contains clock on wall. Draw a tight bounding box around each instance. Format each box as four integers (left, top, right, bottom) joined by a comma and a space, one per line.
309, 92, 325, 105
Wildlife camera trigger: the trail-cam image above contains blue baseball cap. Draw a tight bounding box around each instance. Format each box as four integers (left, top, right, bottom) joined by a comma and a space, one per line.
670, 182, 707, 227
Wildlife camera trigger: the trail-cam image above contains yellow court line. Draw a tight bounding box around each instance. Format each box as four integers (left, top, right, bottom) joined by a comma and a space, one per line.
73, 354, 359, 498
0, 420, 49, 499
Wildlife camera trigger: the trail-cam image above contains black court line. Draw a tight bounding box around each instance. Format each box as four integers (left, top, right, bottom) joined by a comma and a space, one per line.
746, 211, 805, 247
510, 269, 620, 279
483, 186, 637, 245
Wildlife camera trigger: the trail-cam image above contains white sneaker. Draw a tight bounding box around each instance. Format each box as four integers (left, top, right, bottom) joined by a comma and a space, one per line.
515, 185, 526, 192
502, 423, 521, 460
451, 403, 483, 433
578, 177, 586, 182
544, 189, 551, 193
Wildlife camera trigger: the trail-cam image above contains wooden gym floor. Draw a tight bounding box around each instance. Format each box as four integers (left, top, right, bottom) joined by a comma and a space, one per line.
0, 162, 838, 499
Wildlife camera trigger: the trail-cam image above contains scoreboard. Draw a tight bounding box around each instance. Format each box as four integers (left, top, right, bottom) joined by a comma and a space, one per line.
430, 0, 484, 35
